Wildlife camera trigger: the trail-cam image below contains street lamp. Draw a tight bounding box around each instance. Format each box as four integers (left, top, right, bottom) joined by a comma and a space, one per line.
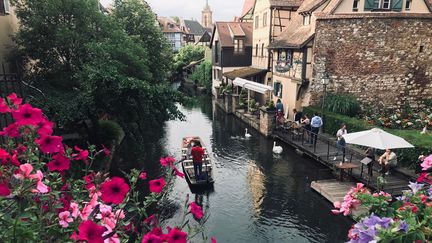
321, 73, 330, 110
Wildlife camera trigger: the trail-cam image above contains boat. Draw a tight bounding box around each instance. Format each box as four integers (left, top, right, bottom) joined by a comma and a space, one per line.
181, 136, 215, 186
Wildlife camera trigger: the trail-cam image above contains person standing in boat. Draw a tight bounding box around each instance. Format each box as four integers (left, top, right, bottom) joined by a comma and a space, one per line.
191, 141, 205, 180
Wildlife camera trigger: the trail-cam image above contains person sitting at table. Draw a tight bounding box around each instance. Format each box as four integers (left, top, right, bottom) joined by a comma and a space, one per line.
378, 149, 397, 175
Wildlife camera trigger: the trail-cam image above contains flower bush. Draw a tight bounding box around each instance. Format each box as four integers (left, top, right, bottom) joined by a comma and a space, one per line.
333, 155, 432, 242
0, 94, 213, 242
364, 108, 432, 130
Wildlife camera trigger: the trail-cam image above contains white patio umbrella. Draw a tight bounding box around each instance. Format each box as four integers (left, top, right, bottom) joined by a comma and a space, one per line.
342, 128, 414, 150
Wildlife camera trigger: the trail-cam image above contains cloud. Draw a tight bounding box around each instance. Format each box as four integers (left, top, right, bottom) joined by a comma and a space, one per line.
100, 0, 244, 22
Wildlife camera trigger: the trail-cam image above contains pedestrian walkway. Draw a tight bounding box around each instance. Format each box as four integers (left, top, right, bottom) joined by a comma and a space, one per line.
273, 127, 411, 195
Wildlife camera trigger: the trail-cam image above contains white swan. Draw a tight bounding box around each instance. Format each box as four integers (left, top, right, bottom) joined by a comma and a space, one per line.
273, 141, 283, 154
245, 128, 252, 138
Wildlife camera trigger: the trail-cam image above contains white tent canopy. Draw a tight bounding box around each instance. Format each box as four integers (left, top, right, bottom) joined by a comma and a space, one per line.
233, 77, 273, 94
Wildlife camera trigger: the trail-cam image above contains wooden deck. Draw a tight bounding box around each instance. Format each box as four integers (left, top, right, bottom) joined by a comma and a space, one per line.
274, 128, 410, 196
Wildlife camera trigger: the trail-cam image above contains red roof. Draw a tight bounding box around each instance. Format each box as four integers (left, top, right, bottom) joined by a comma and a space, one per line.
241, 0, 255, 17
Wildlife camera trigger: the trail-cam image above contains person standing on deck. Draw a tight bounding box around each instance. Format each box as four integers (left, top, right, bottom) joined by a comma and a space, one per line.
334, 124, 347, 162
310, 113, 323, 145
191, 141, 205, 180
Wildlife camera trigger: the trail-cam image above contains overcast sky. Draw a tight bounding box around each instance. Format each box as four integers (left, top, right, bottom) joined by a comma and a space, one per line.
100, 0, 244, 21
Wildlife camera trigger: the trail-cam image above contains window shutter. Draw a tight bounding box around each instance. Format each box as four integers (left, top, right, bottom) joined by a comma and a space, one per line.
364, 0, 375, 10
279, 84, 283, 98
391, 0, 402, 11
273, 82, 278, 96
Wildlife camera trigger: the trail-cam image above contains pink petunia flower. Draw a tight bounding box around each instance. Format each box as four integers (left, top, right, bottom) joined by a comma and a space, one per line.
173, 166, 185, 178
144, 214, 158, 226
0, 183, 11, 197
421, 155, 432, 171
78, 220, 106, 243
101, 144, 111, 157
14, 163, 34, 180
189, 202, 203, 219
165, 227, 187, 243
46, 153, 70, 172
141, 232, 164, 243
7, 93, 23, 106
0, 98, 10, 113
35, 135, 63, 154
139, 171, 147, 180
12, 104, 44, 125
211, 237, 217, 243
72, 146, 89, 163
30, 170, 49, 193
100, 177, 130, 204
160, 156, 176, 167
149, 178, 166, 193
58, 211, 73, 228
0, 122, 20, 137
70, 202, 80, 218
37, 119, 53, 136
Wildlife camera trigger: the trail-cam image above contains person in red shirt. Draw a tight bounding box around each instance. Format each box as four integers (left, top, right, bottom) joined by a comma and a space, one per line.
191, 141, 205, 180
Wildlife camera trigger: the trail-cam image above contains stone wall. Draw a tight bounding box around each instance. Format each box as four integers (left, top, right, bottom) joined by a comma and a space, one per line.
309, 16, 432, 110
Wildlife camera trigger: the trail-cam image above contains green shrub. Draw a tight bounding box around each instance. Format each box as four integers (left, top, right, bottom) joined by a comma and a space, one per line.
98, 120, 123, 146
323, 93, 361, 116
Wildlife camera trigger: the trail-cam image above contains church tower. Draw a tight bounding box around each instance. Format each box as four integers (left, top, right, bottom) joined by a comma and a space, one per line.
201, 0, 213, 28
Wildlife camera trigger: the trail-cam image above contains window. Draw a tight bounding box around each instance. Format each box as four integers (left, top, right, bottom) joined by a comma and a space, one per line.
274, 82, 283, 98
215, 41, 219, 63
405, 0, 411, 10
0, 0, 10, 14
353, 0, 360, 11
263, 12, 268, 27
275, 50, 292, 73
261, 43, 264, 57
303, 15, 311, 26
234, 39, 244, 53
382, 0, 391, 9
255, 44, 258, 56
255, 15, 259, 29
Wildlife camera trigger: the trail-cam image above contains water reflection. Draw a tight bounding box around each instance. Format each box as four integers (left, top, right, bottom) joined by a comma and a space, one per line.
114, 95, 352, 243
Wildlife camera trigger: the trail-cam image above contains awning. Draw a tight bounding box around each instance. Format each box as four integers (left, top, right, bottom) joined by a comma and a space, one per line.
233, 77, 273, 94
223, 67, 267, 80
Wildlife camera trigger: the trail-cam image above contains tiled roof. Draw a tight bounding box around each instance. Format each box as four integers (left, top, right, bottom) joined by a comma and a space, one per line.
223, 67, 267, 79
297, 0, 327, 13
157, 17, 182, 33
214, 22, 253, 47
269, 0, 303, 8
228, 23, 246, 37
183, 20, 206, 35
269, 26, 314, 49
241, 0, 255, 17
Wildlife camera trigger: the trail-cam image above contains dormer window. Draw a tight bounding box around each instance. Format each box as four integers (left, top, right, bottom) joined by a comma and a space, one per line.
353, 0, 360, 11
303, 14, 311, 26
234, 39, 244, 53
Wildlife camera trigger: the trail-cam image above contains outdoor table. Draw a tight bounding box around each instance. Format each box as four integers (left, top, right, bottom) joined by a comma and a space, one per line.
336, 163, 360, 181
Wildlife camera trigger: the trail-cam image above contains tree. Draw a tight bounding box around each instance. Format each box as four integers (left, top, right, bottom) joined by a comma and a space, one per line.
190, 60, 212, 92
11, 0, 185, 139
173, 45, 206, 74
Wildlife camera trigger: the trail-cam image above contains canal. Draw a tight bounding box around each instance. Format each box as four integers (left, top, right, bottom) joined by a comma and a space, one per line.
113, 95, 352, 242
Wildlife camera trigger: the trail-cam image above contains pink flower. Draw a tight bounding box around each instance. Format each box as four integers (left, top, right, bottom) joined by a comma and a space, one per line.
139, 171, 147, 180
102, 144, 111, 157
46, 154, 70, 172
14, 163, 33, 180
141, 232, 164, 243
189, 202, 203, 219
30, 170, 49, 193
80, 204, 94, 221
173, 167, 185, 178
421, 155, 432, 171
35, 135, 63, 154
149, 178, 166, 193
103, 230, 120, 243
72, 146, 89, 163
7, 93, 22, 106
100, 177, 130, 204
0, 148, 9, 164
0, 123, 20, 137
59, 211, 73, 228
211, 237, 217, 243
160, 156, 176, 167
70, 202, 80, 218
0, 183, 11, 197
12, 104, 44, 125
165, 228, 187, 243
37, 119, 53, 136
0, 98, 10, 113
144, 214, 158, 226
78, 220, 106, 243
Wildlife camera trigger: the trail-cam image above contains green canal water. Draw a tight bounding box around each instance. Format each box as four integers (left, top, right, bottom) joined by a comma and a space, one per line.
112, 95, 352, 243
